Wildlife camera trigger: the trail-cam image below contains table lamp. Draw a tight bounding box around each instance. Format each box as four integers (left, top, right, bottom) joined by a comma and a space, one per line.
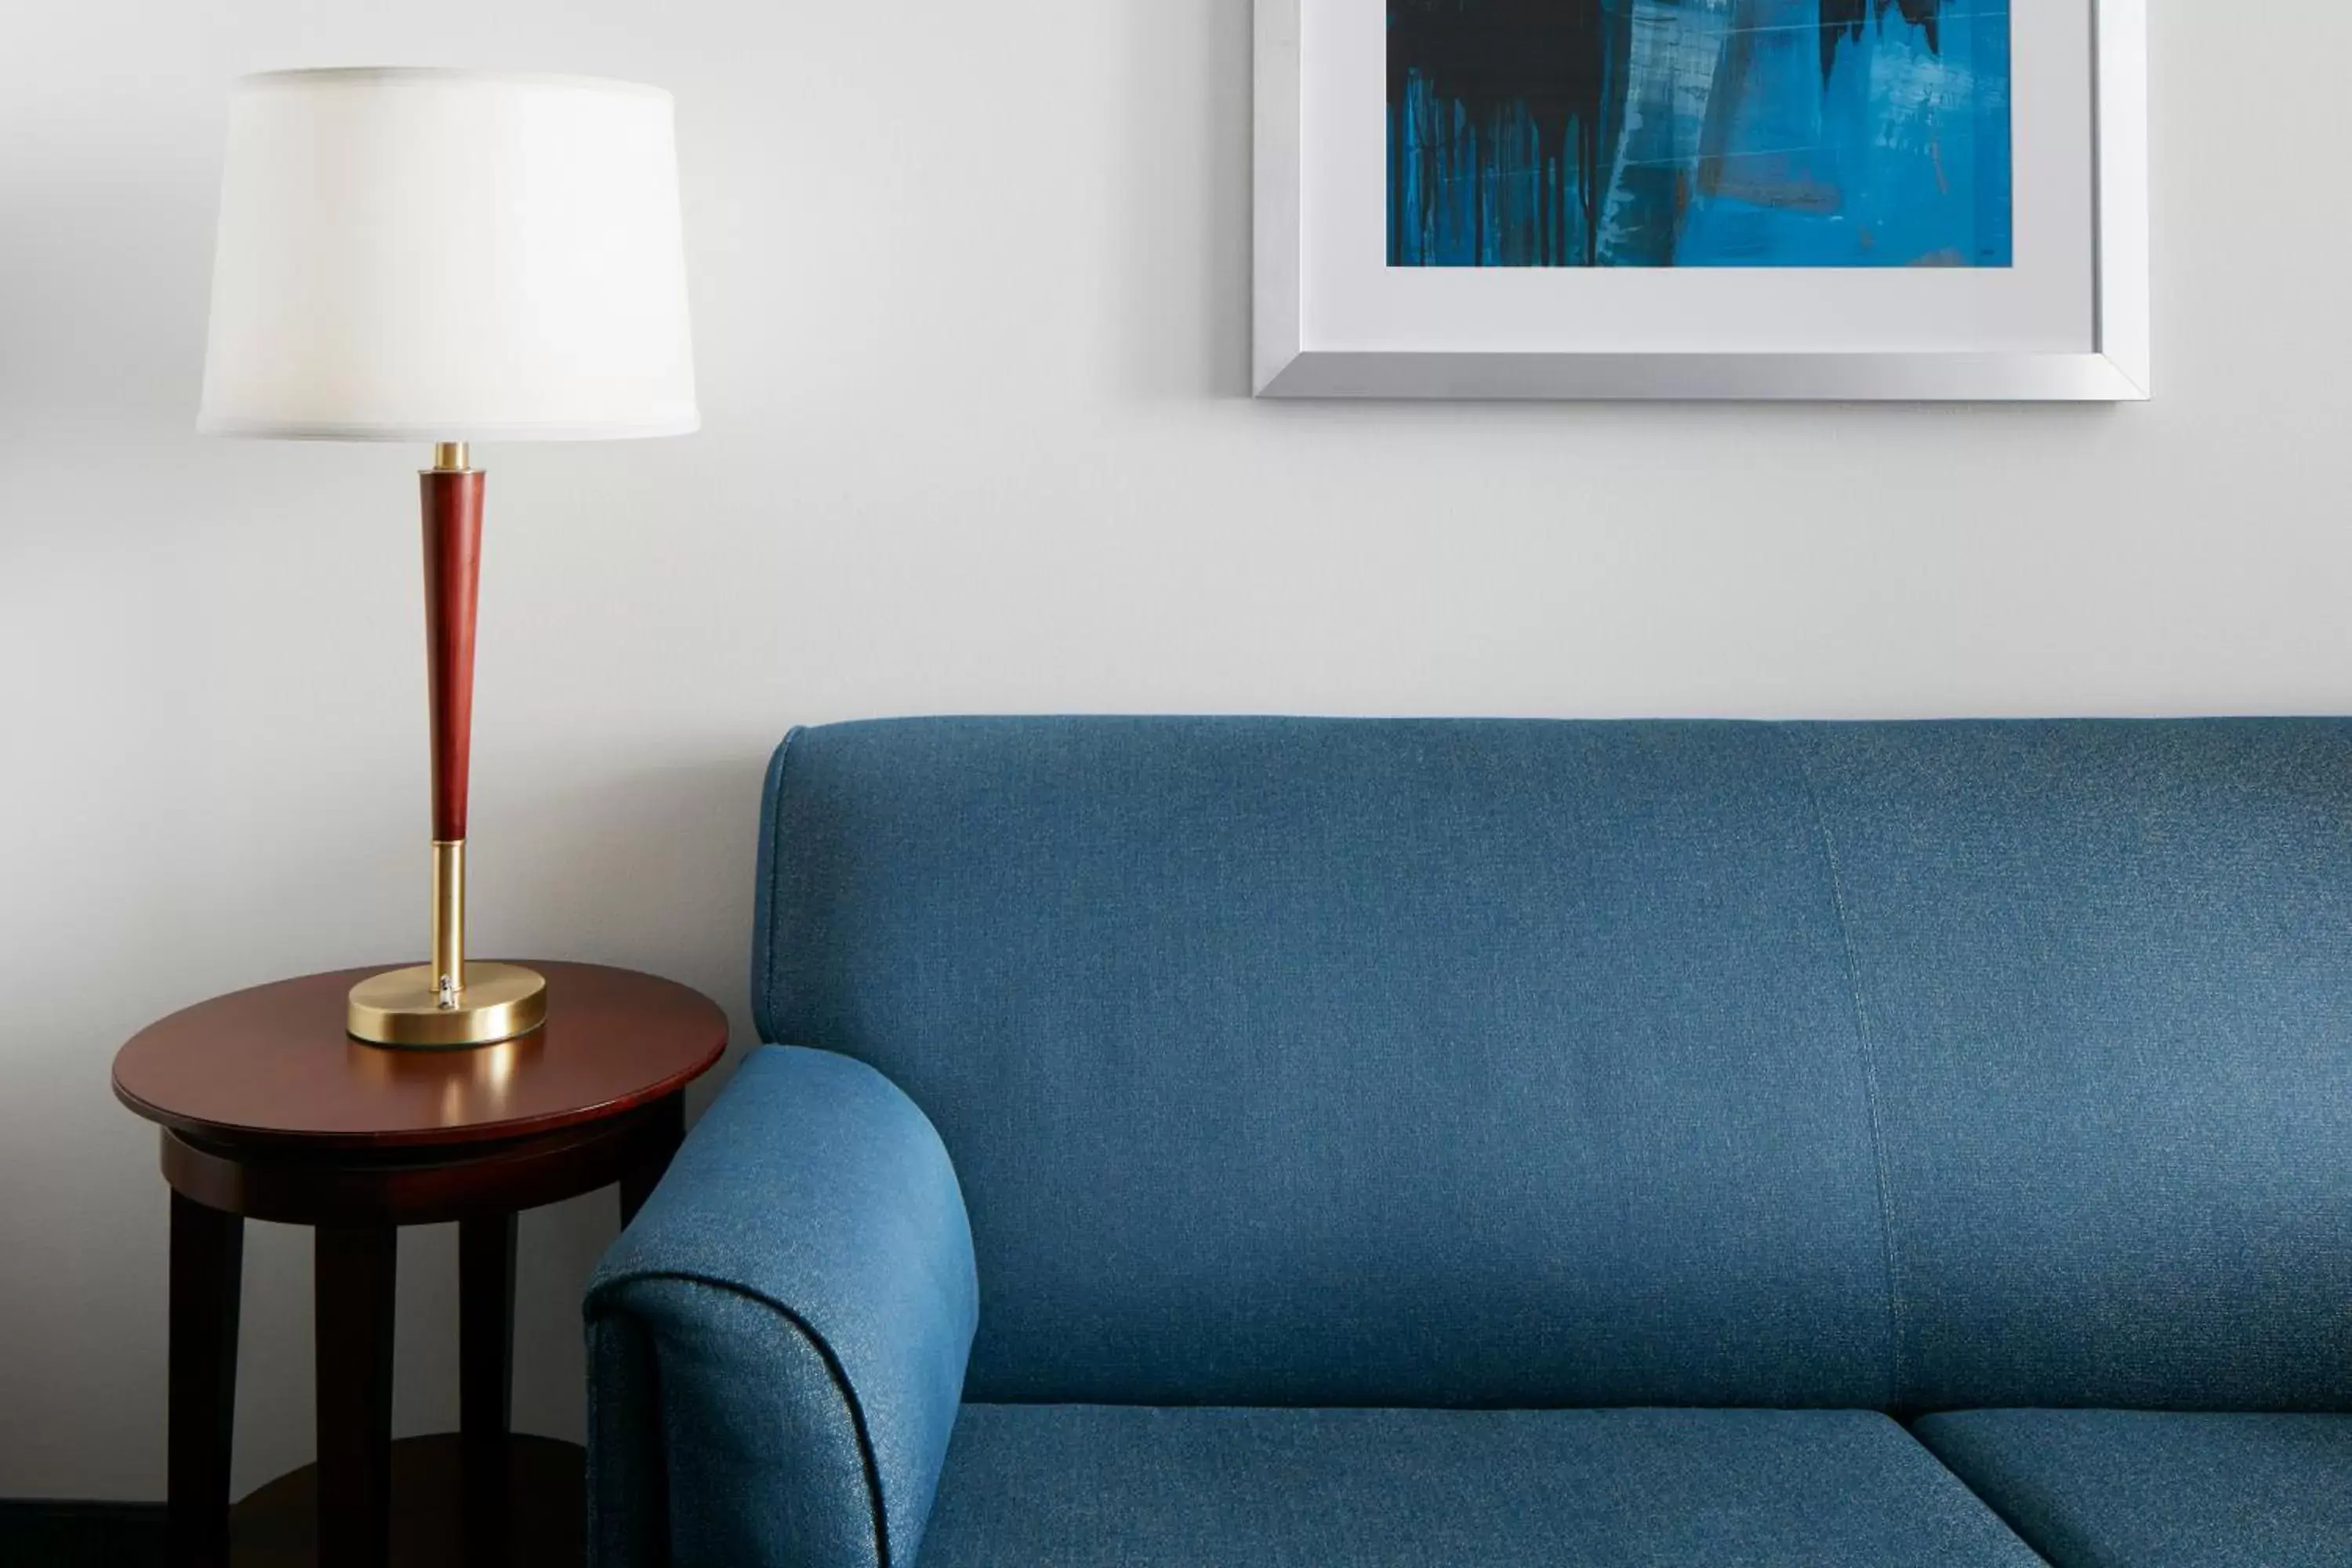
198, 68, 697, 1047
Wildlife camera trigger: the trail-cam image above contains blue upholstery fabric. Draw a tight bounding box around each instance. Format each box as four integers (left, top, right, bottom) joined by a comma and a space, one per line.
753, 717, 2352, 1414
1797, 722, 2352, 1410
619, 717, 2352, 1564
917, 1405, 2043, 1566
1914, 1410, 2352, 1567
755, 718, 1892, 1406
585, 1047, 977, 1568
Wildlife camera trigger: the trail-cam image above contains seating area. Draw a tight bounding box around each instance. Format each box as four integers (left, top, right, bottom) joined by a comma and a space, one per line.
588, 717, 2352, 1566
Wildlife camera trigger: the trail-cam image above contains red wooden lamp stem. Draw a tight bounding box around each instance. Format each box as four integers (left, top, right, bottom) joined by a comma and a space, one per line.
423, 456, 481, 990
345, 445, 548, 1047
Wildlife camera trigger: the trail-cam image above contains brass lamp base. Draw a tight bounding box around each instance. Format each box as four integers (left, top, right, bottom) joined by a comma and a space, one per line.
347, 962, 548, 1049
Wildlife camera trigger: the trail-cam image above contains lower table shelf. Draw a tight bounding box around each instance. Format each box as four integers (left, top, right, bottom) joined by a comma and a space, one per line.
227, 1435, 581, 1568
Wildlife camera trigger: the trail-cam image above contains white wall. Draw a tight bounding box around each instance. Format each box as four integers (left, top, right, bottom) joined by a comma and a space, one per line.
0, 0, 2339, 1502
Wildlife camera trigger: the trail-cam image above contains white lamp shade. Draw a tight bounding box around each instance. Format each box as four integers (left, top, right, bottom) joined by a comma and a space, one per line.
198, 68, 698, 441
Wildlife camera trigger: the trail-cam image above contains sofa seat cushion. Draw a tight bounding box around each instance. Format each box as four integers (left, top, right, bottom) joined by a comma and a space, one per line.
916, 1404, 2042, 1566
1915, 1410, 2352, 1568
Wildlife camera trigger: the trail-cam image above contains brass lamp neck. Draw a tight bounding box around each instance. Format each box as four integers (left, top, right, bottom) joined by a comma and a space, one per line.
433, 441, 471, 472
431, 840, 465, 1004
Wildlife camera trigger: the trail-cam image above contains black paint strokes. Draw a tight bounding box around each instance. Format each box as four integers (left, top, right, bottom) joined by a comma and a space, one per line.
1388, 0, 1632, 267
1392, 0, 2011, 269
1820, 0, 1949, 81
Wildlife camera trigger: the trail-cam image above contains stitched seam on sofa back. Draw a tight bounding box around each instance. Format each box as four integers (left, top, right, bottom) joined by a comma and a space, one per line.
1784, 724, 1907, 1411
755, 726, 803, 1047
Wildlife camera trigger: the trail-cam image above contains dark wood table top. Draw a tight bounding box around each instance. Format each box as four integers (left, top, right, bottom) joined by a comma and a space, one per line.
113, 962, 727, 1153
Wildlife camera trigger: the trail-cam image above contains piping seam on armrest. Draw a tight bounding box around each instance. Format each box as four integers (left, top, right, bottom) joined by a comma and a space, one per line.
588, 1268, 897, 1568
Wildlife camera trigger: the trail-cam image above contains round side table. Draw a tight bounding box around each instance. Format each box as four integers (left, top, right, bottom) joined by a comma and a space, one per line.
113, 962, 728, 1568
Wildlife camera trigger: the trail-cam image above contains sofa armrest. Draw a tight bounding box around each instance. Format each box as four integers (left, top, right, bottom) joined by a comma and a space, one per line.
585, 1046, 977, 1568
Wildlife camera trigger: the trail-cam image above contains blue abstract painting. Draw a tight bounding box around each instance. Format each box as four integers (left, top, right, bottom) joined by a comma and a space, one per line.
1388, 0, 2012, 267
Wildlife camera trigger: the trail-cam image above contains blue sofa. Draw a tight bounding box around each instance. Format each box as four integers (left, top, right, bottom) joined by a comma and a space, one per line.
586, 718, 2352, 1567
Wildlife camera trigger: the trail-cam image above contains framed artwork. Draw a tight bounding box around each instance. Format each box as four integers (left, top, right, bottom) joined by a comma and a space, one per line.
1254, 0, 2147, 400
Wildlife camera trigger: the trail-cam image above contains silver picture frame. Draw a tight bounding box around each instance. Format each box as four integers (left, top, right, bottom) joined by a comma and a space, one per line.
1254, 0, 2150, 401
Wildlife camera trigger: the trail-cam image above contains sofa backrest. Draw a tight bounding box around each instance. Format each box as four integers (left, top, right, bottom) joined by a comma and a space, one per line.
753, 717, 2352, 1414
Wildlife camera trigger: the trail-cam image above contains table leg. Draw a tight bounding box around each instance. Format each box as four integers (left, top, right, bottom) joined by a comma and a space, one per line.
169, 1190, 243, 1568
459, 1213, 517, 1562
315, 1223, 397, 1568
618, 1094, 688, 1228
